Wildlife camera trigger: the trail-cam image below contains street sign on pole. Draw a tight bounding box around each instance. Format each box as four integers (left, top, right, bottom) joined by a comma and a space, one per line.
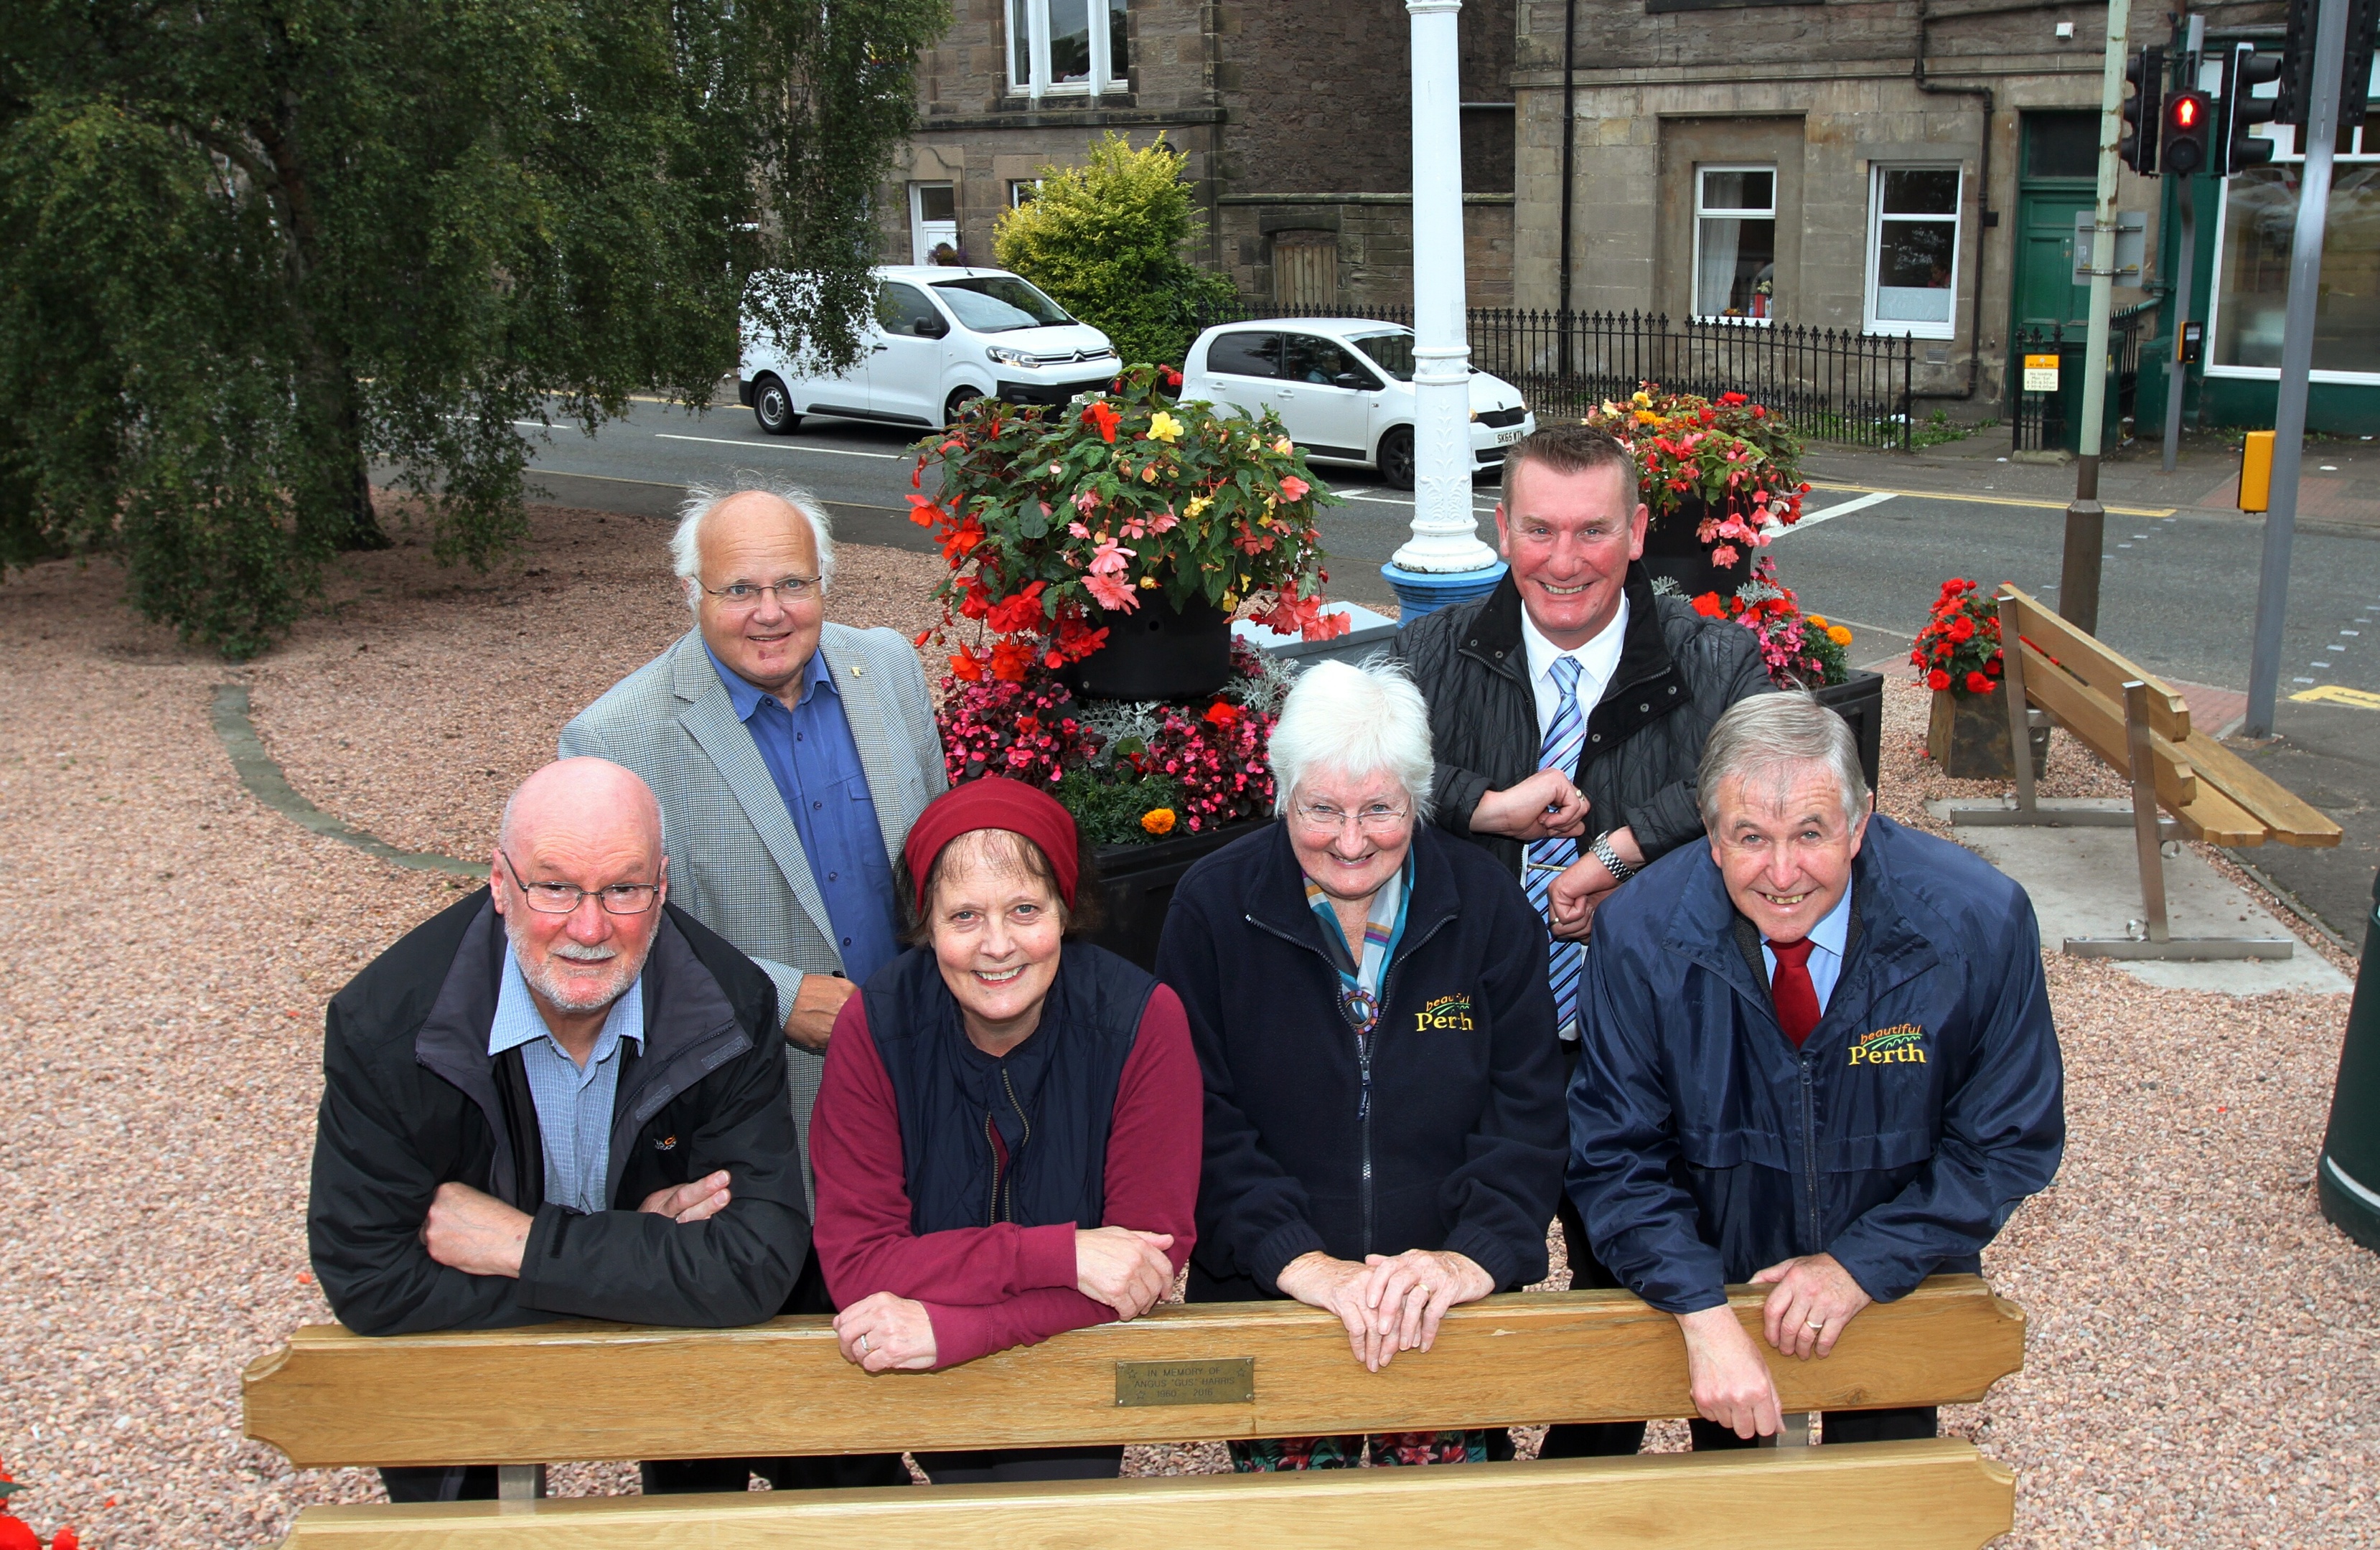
2246, 0, 2354, 738
2061, 0, 2133, 634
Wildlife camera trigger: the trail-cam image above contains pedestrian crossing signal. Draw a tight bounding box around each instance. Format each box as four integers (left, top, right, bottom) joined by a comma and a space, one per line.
2161, 90, 2211, 177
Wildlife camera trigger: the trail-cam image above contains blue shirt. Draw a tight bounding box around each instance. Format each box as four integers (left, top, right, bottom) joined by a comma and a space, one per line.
487, 947, 645, 1216
1759, 883, 1853, 1015
707, 644, 901, 988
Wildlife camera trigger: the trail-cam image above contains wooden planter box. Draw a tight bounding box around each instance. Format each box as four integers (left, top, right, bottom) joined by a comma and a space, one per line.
1812, 669, 1885, 794
1928, 685, 2048, 780
1084, 819, 1264, 971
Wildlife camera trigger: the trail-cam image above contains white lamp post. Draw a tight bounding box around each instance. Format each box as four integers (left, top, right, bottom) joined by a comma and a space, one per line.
1382, 0, 1505, 616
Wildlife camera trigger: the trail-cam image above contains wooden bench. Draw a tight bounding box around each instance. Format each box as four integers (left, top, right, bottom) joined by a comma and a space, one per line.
244, 1274, 2026, 1548
1946, 586, 2341, 960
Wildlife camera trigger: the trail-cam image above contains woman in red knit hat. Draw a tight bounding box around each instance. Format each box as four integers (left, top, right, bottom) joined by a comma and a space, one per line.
808, 776, 1201, 1485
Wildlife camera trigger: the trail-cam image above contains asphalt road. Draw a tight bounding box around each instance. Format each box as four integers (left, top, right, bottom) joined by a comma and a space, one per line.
456, 395, 2380, 949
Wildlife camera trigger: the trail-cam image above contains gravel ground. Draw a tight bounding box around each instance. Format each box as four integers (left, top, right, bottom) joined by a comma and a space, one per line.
1, 506, 2372, 1546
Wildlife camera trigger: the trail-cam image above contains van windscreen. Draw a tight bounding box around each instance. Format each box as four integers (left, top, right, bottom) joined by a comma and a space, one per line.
930, 276, 1073, 332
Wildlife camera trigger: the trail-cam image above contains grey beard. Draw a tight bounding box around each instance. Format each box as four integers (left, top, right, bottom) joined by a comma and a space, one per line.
506, 913, 645, 1015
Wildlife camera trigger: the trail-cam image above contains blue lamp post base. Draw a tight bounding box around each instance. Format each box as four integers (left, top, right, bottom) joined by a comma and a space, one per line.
1381, 560, 1507, 621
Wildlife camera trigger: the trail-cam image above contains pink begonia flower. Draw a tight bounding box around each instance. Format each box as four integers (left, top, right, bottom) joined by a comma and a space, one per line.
1084, 570, 1138, 610
1068, 521, 1092, 539
1147, 509, 1179, 532
1120, 517, 1147, 539
1279, 475, 1310, 502
1073, 489, 1102, 516
1088, 540, 1136, 575
1710, 545, 1741, 568
1049, 463, 1064, 476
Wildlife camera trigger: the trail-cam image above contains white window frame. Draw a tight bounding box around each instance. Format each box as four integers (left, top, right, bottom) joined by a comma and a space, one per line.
1692, 164, 1778, 325
1008, 0, 1127, 100
1008, 178, 1043, 209
908, 182, 958, 266
1863, 163, 1963, 341
2203, 62, 2380, 387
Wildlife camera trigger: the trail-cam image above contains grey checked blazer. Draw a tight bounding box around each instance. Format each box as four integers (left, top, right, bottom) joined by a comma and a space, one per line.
558, 624, 947, 1211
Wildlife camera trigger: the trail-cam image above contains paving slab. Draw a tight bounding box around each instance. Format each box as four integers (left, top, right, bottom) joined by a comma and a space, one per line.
1927, 797, 2351, 995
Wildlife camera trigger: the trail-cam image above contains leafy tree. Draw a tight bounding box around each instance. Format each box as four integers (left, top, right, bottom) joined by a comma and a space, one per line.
0, 0, 947, 656
993, 132, 1232, 372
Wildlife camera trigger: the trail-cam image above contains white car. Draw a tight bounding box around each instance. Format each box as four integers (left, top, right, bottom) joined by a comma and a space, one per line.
739, 266, 1118, 433
1179, 320, 1535, 489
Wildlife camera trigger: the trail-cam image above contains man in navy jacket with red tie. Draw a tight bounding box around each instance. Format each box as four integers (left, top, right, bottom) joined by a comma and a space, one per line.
1567, 693, 2064, 1450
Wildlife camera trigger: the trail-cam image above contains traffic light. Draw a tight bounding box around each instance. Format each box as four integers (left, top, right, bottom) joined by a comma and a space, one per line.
2226, 43, 2282, 173
2162, 90, 2213, 175
2122, 45, 2165, 173
2275, 0, 2378, 138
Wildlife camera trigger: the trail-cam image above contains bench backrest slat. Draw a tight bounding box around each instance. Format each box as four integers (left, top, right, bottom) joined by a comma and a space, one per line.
275, 1442, 2018, 1550
243, 1277, 2023, 1470
2002, 588, 2192, 742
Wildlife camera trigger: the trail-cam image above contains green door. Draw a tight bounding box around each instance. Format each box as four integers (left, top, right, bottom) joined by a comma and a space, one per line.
2009, 112, 2101, 431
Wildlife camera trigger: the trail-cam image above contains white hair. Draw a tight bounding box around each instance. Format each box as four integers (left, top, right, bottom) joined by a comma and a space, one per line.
670, 477, 838, 613
1695, 692, 1870, 831
1268, 656, 1435, 822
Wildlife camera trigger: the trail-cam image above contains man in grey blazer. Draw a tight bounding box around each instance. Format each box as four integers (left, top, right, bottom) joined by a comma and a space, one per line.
560, 477, 942, 1492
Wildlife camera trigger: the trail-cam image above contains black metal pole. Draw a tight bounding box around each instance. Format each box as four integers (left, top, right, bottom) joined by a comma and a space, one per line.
1557, 0, 1579, 377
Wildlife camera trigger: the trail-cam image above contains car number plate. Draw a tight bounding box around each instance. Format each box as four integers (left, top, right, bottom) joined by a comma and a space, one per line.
1494, 428, 1524, 446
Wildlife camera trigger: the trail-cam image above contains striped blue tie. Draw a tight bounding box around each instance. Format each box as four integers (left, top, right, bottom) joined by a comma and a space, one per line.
1525, 656, 1587, 1038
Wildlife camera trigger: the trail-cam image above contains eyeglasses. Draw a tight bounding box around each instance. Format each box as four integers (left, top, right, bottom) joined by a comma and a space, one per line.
1292, 801, 1411, 835
500, 850, 662, 915
702, 575, 820, 611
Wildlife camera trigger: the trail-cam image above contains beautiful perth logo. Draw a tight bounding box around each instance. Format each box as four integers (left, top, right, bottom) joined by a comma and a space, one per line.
1414, 994, 1475, 1032
1849, 1024, 1927, 1066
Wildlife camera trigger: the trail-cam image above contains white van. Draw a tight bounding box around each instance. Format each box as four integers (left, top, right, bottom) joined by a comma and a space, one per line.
739, 266, 1118, 433
1179, 319, 1534, 489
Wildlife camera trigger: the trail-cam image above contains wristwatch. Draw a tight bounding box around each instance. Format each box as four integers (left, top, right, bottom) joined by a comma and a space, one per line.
1590, 832, 1637, 883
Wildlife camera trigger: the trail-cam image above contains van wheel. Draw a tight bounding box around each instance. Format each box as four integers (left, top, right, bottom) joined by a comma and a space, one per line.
1377, 427, 1416, 490
753, 376, 801, 435
945, 386, 985, 426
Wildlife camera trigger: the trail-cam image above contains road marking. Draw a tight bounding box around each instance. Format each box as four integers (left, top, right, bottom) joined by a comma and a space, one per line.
1807, 481, 2175, 518
654, 432, 900, 460
526, 468, 904, 514
1768, 489, 1896, 535
2290, 685, 2380, 710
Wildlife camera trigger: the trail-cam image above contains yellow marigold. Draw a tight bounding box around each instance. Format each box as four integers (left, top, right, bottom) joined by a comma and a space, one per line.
1634, 408, 1659, 424
1828, 625, 1854, 647
1807, 614, 1827, 627
1141, 807, 1178, 835
1148, 410, 1184, 443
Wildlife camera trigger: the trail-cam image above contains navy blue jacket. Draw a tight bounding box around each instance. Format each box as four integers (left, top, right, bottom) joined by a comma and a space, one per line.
1568, 814, 2064, 1314
863, 942, 1156, 1235
1159, 821, 1566, 1301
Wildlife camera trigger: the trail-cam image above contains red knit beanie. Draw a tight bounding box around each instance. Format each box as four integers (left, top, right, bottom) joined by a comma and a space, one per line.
901, 777, 1081, 913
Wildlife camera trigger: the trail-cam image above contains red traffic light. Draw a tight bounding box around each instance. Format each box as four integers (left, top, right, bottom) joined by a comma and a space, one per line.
2171, 95, 2202, 129
2161, 89, 2212, 176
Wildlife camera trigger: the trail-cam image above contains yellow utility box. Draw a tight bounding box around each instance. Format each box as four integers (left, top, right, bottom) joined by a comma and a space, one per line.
2239, 431, 2274, 512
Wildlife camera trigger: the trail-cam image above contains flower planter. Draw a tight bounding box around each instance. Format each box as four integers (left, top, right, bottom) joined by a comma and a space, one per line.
1812, 669, 1884, 794
1062, 596, 1234, 702
1638, 498, 1752, 598
1086, 819, 1264, 970
1928, 685, 2048, 780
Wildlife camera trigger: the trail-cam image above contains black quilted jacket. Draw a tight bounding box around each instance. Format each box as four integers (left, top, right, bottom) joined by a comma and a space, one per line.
1395, 564, 1774, 878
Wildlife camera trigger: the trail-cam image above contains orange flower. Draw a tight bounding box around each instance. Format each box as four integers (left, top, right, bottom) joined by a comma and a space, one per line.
1081, 400, 1122, 443
948, 652, 985, 682
988, 640, 1037, 682
1141, 808, 1178, 835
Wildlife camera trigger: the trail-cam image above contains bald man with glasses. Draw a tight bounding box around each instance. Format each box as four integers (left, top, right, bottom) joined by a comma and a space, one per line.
307, 756, 805, 1504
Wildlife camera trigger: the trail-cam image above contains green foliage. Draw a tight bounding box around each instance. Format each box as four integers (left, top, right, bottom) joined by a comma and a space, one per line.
1054, 767, 1186, 847
0, 0, 947, 656
991, 132, 1233, 370
1911, 410, 1996, 448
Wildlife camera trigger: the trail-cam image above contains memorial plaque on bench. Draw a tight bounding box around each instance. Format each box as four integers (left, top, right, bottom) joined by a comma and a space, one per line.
1113, 1357, 1255, 1406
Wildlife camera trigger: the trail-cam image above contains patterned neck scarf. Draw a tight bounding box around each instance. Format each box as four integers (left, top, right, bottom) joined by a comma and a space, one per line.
1303, 853, 1413, 1035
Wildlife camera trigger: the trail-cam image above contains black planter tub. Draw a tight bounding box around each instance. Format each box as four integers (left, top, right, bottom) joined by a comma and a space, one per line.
1084, 818, 1264, 971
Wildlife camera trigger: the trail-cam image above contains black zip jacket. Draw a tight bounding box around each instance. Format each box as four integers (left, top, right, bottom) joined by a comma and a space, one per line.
1395, 563, 1774, 877
307, 889, 807, 1335
1157, 822, 1566, 1302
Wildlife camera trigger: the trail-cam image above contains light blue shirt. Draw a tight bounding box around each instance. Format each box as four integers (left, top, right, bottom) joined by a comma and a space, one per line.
487, 946, 645, 1215
1759, 885, 1853, 1015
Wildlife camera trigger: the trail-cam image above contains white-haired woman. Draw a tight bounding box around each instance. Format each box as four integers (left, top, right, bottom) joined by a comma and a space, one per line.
1155, 659, 1568, 1471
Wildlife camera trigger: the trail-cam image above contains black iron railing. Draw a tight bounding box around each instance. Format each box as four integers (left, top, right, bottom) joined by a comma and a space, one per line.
1194, 301, 1918, 450
2009, 301, 2158, 453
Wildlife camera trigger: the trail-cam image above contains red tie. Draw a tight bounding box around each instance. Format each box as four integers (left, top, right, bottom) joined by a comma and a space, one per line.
1767, 937, 1822, 1048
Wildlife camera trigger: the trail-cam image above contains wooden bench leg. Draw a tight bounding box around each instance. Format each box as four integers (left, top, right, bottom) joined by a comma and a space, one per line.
2066, 681, 2293, 961
497, 1465, 545, 1502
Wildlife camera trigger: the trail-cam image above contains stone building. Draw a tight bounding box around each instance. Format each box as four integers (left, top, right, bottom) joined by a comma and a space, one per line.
1505, 1, 2279, 409
881, 0, 1517, 306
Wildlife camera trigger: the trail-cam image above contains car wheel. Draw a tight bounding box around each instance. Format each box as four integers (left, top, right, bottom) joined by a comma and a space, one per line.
945, 386, 985, 426
1377, 426, 1416, 490
753, 376, 800, 436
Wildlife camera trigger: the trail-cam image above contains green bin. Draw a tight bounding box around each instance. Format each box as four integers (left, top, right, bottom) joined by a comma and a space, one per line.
2318, 868, 2380, 1254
